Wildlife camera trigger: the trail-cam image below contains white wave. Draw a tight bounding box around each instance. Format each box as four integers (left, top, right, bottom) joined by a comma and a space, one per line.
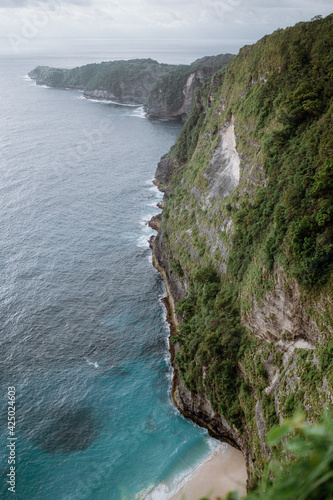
136, 235, 150, 248
136, 213, 157, 247
109, 101, 143, 107
85, 97, 142, 107
148, 185, 161, 196
136, 482, 171, 500
140, 214, 157, 232
127, 106, 146, 119
84, 357, 99, 369
137, 442, 227, 500
23, 74, 32, 81
85, 98, 106, 104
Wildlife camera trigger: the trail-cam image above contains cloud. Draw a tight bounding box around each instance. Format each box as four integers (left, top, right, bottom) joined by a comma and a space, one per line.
0, 0, 332, 53
0, 0, 92, 7
0, 0, 31, 6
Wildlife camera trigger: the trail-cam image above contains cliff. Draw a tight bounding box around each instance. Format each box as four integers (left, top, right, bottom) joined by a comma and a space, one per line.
150, 14, 333, 489
28, 59, 175, 105
146, 54, 234, 121
29, 55, 233, 119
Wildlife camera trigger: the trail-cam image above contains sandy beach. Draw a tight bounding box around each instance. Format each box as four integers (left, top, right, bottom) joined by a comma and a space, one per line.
171, 444, 247, 500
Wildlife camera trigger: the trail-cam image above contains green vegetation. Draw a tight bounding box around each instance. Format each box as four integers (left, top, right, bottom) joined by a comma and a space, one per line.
150, 64, 191, 111
83, 59, 172, 99
159, 13, 333, 484
225, 412, 333, 500
174, 268, 245, 427
29, 59, 175, 103
29, 54, 234, 112
148, 54, 234, 113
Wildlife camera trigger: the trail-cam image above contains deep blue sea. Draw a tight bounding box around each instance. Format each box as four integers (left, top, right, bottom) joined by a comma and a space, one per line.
0, 39, 222, 499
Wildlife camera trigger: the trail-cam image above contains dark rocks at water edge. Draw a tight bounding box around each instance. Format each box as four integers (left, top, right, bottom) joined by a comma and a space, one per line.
29, 54, 234, 121
148, 213, 162, 232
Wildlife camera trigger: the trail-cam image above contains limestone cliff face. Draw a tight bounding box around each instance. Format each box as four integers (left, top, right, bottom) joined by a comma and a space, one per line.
150, 146, 254, 477
147, 69, 212, 122
146, 54, 234, 121
150, 126, 330, 484
173, 370, 251, 452
242, 264, 321, 344
150, 14, 333, 487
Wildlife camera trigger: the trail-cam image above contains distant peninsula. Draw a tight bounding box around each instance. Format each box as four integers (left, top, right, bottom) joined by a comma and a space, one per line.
29, 54, 234, 122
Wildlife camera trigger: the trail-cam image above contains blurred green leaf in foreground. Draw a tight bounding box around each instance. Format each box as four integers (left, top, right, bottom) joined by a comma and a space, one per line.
223, 411, 333, 500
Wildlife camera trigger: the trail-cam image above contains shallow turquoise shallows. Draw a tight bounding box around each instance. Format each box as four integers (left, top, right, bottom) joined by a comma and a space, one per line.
0, 40, 220, 500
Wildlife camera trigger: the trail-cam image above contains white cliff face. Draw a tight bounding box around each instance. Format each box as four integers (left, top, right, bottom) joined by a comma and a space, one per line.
242, 265, 321, 344
220, 115, 240, 184
148, 72, 201, 121
177, 73, 196, 118
205, 115, 240, 201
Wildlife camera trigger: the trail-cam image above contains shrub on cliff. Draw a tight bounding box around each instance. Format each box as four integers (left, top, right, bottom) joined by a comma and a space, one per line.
223, 412, 333, 500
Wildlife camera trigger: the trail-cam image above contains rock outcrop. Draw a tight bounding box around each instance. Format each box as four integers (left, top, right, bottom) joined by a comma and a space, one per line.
242, 264, 321, 344
146, 54, 234, 121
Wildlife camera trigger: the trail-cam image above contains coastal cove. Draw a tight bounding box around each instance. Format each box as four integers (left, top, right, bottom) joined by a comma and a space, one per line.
0, 41, 243, 500
2, 13, 333, 498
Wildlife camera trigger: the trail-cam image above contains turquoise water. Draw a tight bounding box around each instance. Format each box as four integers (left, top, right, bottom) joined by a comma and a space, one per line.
0, 41, 220, 499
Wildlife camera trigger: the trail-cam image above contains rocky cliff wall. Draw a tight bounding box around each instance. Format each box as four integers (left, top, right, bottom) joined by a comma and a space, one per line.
150, 14, 333, 488
146, 54, 234, 121
147, 69, 215, 121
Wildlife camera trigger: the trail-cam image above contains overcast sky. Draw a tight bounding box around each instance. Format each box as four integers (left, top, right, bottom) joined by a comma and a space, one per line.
1, 0, 332, 54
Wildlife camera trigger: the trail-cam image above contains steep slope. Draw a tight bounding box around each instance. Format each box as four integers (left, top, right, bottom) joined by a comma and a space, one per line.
146, 53, 234, 121
150, 14, 333, 488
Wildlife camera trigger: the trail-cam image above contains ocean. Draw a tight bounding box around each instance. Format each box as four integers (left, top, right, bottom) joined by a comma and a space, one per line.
0, 37, 222, 500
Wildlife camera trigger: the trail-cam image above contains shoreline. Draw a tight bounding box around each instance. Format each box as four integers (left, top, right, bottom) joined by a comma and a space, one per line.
149, 211, 247, 499
150, 230, 243, 447
170, 443, 247, 500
